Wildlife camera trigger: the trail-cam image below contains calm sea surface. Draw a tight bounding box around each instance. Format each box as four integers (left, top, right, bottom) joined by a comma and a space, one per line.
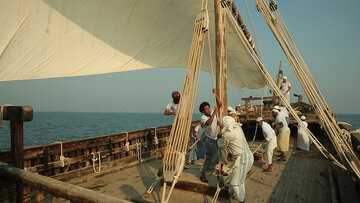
0, 112, 359, 151
0, 112, 202, 151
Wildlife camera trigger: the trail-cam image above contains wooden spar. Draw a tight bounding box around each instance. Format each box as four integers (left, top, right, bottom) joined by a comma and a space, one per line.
214, 0, 227, 120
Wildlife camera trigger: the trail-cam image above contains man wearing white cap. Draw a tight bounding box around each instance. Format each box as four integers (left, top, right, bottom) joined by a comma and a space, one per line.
256, 117, 277, 172
217, 116, 253, 203
274, 105, 290, 125
227, 106, 236, 115
297, 116, 310, 151
280, 76, 291, 103
272, 109, 290, 161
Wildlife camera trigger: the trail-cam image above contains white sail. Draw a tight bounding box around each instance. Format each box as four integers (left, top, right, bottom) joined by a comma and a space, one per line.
0, 0, 266, 89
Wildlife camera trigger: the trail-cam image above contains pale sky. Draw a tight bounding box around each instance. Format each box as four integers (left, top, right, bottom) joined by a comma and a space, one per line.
0, 0, 359, 114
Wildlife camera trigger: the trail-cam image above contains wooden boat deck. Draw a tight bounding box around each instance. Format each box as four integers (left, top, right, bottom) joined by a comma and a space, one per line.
64, 139, 331, 203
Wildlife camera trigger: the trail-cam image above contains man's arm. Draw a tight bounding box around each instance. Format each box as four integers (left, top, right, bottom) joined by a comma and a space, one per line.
205, 107, 218, 126
164, 109, 175, 115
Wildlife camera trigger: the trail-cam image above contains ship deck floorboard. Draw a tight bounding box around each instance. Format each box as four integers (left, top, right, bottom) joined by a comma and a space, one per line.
66, 139, 331, 203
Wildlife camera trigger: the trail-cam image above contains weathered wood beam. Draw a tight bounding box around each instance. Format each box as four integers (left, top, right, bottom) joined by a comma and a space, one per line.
0, 162, 131, 203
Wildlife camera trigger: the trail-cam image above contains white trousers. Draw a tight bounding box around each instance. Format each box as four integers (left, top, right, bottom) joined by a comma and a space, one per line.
229, 151, 253, 202
265, 145, 275, 165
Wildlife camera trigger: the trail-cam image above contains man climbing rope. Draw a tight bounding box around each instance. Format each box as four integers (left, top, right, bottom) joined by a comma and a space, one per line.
164, 91, 180, 115
199, 89, 227, 183
272, 109, 290, 161
280, 76, 291, 103
217, 116, 253, 203
256, 117, 277, 172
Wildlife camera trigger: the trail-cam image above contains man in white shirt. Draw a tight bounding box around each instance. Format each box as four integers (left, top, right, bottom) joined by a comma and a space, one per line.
280, 76, 291, 103
274, 105, 290, 125
272, 109, 290, 161
164, 91, 180, 115
227, 106, 236, 115
199, 89, 225, 183
297, 116, 310, 151
256, 117, 277, 172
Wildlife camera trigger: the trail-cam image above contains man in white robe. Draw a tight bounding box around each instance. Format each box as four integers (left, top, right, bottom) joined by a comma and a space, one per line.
280, 76, 291, 103
297, 116, 310, 151
217, 116, 253, 203
256, 117, 277, 172
272, 109, 290, 161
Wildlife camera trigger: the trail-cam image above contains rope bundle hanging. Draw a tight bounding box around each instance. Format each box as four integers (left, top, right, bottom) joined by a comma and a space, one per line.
160, 5, 209, 203
255, 0, 360, 178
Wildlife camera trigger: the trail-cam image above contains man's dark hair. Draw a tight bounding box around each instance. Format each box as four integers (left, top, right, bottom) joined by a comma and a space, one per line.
199, 102, 210, 113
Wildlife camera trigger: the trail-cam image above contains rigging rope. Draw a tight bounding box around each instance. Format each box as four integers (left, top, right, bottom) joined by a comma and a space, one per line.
54, 141, 68, 167
160, 4, 209, 202
244, 0, 262, 58
255, 0, 360, 178
91, 151, 101, 173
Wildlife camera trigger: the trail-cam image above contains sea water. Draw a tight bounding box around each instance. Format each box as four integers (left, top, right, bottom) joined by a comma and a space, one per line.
0, 112, 202, 151
0, 112, 359, 151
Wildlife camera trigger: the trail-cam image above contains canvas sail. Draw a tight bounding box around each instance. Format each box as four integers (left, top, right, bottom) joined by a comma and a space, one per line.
0, 0, 266, 89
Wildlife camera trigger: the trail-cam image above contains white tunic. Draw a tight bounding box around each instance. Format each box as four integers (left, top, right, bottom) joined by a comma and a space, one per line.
274, 114, 289, 132
166, 101, 178, 112
194, 124, 205, 138
201, 109, 218, 140
280, 106, 289, 118
280, 81, 291, 94
261, 122, 277, 150
297, 121, 310, 150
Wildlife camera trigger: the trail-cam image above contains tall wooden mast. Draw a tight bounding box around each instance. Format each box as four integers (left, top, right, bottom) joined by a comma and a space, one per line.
214, 0, 227, 120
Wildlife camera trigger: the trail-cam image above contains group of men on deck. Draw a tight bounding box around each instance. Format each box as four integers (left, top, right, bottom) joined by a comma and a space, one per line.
162, 76, 310, 202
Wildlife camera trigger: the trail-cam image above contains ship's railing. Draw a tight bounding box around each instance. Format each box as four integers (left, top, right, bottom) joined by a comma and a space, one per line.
0, 106, 200, 181
0, 162, 130, 203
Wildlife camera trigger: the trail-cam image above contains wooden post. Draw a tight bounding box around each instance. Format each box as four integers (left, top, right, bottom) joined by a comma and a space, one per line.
35, 190, 44, 203
2, 106, 33, 203
215, 0, 227, 120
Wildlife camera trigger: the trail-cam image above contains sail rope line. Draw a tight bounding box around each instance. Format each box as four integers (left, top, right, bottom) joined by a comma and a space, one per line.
54, 141, 68, 167
257, 0, 360, 176
254, 0, 360, 177
272, 9, 360, 176
160, 3, 209, 202
224, 0, 344, 170
243, 0, 262, 58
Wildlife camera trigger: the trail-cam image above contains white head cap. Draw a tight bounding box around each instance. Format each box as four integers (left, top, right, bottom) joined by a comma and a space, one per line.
235, 104, 241, 107
301, 116, 306, 121
227, 106, 234, 111
272, 109, 279, 113
273, 105, 280, 110
222, 116, 242, 133
256, 117, 263, 122
283, 76, 287, 80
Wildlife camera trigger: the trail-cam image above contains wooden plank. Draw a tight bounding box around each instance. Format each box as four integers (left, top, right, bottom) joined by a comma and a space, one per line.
161, 179, 230, 199
328, 164, 339, 203
333, 165, 360, 203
